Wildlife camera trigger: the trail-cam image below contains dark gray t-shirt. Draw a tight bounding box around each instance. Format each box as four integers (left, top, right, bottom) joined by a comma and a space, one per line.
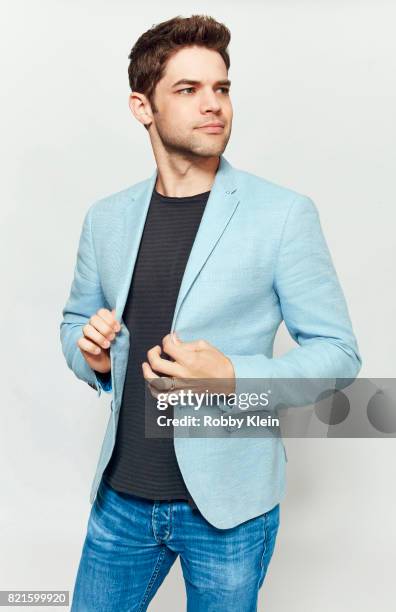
103, 185, 210, 511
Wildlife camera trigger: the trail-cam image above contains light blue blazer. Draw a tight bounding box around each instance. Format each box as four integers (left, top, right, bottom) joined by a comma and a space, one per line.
60, 155, 361, 529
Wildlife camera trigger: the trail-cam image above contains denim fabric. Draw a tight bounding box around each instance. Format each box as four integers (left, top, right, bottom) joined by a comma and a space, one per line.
71, 477, 280, 611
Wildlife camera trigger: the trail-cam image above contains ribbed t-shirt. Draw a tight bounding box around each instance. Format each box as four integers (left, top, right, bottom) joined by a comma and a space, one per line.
102, 185, 210, 511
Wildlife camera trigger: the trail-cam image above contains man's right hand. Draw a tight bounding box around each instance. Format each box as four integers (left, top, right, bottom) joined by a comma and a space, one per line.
77, 308, 121, 373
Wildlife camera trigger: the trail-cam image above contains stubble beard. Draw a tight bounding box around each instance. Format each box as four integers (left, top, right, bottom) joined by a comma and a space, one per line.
154, 119, 231, 160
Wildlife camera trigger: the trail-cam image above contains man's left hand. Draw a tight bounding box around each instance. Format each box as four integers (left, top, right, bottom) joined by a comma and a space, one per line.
142, 332, 235, 397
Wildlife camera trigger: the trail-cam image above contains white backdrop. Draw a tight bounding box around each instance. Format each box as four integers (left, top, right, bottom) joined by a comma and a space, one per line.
1, 1, 395, 610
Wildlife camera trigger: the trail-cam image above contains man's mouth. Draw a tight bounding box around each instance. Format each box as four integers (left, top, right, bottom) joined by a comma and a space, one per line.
197, 125, 225, 134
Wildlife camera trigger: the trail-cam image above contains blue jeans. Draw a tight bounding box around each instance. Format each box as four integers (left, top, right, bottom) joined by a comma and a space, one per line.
71, 477, 280, 611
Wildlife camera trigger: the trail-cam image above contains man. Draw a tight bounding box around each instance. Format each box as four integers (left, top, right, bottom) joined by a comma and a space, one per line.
60, 14, 362, 611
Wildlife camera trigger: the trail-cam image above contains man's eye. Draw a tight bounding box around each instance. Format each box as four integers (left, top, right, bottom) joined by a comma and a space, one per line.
178, 87, 230, 95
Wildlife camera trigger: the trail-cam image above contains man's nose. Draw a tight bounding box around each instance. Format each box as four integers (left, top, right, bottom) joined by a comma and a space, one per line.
200, 92, 221, 112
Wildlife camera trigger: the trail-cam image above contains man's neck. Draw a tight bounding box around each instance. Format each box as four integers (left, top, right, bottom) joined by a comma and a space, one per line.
153, 155, 220, 198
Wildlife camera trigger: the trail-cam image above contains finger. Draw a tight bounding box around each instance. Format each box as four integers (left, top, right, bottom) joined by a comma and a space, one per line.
147, 345, 183, 377
110, 308, 121, 331
77, 336, 102, 355
142, 362, 175, 392
163, 334, 203, 358
142, 361, 157, 400
142, 361, 172, 401
142, 361, 160, 381
180, 339, 206, 351
150, 376, 177, 392
96, 308, 121, 332
83, 323, 112, 350
89, 313, 118, 340
161, 334, 184, 361
147, 383, 162, 401
161, 334, 199, 367
147, 379, 182, 403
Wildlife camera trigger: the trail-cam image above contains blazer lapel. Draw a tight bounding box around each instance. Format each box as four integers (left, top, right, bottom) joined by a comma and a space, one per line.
114, 170, 157, 323
170, 157, 240, 331
114, 155, 240, 331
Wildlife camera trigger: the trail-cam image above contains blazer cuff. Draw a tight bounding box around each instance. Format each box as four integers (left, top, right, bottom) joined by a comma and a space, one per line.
74, 349, 112, 397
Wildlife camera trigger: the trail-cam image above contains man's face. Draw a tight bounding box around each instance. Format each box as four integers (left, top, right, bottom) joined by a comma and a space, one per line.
143, 45, 233, 158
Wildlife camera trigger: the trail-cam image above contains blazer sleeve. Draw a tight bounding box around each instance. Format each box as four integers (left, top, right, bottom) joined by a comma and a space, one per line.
223, 194, 362, 411
59, 204, 112, 396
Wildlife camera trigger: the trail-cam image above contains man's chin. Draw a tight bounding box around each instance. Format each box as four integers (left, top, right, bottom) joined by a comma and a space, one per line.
160, 136, 229, 160
189, 142, 229, 159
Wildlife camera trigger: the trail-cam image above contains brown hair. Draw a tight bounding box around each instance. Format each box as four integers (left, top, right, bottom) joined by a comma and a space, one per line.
127, 15, 231, 127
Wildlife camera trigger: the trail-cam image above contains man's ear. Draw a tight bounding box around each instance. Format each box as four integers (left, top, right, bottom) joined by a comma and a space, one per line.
128, 92, 152, 128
